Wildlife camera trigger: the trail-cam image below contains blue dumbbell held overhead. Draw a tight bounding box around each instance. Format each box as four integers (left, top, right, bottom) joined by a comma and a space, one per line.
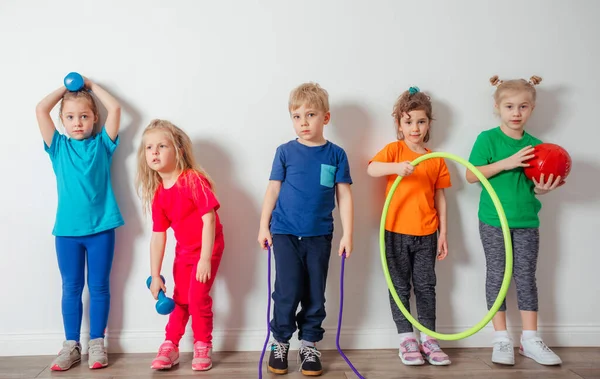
146, 275, 175, 315
64, 72, 84, 92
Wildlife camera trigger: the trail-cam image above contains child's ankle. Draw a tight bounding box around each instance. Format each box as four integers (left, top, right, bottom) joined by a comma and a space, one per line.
399, 332, 416, 342
300, 340, 316, 348
521, 330, 537, 340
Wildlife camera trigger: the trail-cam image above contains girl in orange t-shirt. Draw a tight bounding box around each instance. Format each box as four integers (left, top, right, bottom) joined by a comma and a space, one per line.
368, 87, 451, 366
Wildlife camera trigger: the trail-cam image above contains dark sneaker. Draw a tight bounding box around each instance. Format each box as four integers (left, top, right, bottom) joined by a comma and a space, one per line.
298, 345, 322, 376
268, 341, 290, 374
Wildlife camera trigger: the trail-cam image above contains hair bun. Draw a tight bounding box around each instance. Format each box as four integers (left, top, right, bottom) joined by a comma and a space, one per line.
529, 75, 542, 85
489, 75, 503, 86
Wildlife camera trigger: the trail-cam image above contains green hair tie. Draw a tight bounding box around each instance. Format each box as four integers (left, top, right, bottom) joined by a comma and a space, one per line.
408, 86, 420, 95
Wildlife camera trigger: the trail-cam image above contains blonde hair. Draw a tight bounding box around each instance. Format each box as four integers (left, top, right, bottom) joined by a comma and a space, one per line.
288, 82, 329, 113
391, 88, 434, 142
136, 119, 216, 214
490, 75, 542, 104
59, 90, 101, 135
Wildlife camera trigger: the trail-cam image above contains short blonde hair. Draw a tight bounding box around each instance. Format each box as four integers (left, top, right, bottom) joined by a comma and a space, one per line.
490, 75, 542, 104
288, 82, 329, 113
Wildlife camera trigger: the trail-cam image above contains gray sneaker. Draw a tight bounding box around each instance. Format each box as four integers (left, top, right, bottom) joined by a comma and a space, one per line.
88, 338, 108, 369
50, 341, 81, 371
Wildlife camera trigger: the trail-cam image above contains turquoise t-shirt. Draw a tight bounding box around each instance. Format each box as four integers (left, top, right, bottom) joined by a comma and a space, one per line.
468, 126, 543, 228
44, 127, 124, 236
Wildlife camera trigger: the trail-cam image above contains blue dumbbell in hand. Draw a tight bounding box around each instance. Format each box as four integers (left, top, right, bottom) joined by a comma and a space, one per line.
64, 72, 84, 92
146, 275, 175, 315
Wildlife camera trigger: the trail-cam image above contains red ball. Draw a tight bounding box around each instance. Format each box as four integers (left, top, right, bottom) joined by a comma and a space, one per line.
523, 143, 572, 185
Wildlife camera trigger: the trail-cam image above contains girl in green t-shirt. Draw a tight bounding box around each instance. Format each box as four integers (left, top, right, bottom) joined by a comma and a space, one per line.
466, 75, 564, 367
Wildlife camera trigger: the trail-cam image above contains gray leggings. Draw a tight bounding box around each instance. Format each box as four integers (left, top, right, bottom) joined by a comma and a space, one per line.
385, 230, 438, 334
479, 221, 539, 312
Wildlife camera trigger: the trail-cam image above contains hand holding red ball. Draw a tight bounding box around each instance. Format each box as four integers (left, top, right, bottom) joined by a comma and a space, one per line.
524, 143, 572, 193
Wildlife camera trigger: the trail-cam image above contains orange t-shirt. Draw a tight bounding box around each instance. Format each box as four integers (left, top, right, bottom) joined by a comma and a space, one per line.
370, 140, 451, 236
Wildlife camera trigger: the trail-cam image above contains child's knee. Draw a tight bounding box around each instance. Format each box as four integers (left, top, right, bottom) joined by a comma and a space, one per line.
62, 280, 84, 295
88, 281, 110, 296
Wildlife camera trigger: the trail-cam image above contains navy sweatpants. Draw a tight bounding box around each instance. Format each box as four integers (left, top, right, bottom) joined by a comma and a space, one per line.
270, 234, 332, 343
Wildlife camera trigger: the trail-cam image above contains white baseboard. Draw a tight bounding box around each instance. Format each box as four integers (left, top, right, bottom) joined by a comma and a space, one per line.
2, 325, 599, 356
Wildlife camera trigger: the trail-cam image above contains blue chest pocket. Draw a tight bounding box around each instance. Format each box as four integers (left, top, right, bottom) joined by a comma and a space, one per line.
320, 164, 336, 188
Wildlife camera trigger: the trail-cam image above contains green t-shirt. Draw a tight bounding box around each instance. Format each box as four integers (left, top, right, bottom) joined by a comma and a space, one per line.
468, 126, 543, 228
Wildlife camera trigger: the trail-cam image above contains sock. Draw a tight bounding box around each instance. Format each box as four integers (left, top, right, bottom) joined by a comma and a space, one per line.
521, 330, 537, 340
301, 340, 315, 348
399, 332, 415, 342
420, 333, 430, 343
494, 330, 510, 340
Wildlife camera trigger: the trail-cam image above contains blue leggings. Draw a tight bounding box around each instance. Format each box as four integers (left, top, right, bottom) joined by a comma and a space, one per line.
55, 229, 115, 341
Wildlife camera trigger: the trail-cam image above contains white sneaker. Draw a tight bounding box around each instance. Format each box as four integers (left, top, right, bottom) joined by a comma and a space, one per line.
491, 337, 515, 365
519, 337, 562, 365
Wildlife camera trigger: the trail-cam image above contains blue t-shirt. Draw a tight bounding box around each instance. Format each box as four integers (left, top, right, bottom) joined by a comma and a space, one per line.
269, 139, 352, 237
44, 127, 124, 237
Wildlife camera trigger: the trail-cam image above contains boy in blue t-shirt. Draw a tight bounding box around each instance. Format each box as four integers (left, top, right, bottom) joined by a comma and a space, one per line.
258, 82, 354, 376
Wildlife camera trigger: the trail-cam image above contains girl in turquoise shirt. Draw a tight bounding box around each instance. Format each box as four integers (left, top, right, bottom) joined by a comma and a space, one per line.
35, 75, 124, 371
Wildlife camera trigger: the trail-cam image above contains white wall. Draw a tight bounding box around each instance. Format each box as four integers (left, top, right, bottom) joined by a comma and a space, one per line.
1, 0, 599, 356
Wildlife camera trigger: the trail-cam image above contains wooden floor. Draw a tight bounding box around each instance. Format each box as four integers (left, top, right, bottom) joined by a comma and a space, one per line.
1, 348, 599, 378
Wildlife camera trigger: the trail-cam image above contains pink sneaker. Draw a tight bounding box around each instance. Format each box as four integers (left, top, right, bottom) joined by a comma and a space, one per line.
420, 337, 451, 366
192, 341, 213, 371
398, 338, 424, 365
151, 341, 180, 370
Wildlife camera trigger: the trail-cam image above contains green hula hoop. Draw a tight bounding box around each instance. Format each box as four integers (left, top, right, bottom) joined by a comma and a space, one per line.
379, 152, 513, 341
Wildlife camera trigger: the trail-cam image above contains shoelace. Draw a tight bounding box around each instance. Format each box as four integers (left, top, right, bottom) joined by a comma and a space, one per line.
194, 345, 209, 359
88, 343, 105, 356
270, 342, 288, 361
401, 340, 419, 353
298, 346, 322, 364
423, 340, 442, 352
533, 340, 552, 353
496, 341, 512, 353
157, 345, 174, 356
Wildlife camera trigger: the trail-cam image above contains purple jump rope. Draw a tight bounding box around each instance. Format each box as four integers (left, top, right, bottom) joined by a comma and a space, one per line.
258, 244, 273, 378
258, 245, 365, 378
